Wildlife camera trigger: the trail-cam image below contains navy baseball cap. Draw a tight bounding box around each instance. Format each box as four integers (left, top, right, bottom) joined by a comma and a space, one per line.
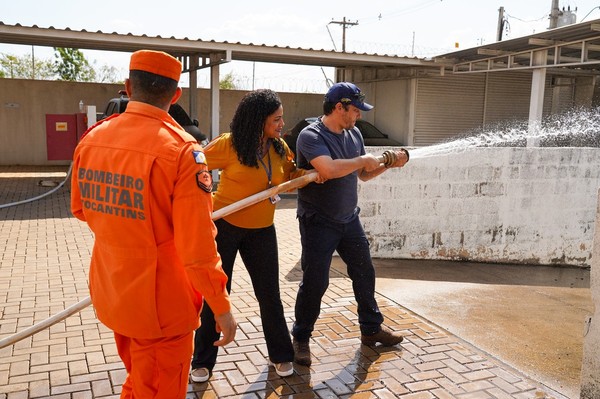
324, 82, 373, 111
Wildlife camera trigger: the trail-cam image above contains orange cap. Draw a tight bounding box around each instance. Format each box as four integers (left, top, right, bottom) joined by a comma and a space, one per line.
129, 50, 182, 82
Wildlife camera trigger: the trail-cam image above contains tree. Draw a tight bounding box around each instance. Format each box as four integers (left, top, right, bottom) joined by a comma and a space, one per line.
220, 71, 238, 90
1, 49, 123, 83
0, 53, 55, 79
53, 47, 96, 82
95, 63, 124, 84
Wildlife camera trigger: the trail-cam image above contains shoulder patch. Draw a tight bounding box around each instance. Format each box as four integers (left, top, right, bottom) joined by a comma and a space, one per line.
192, 150, 207, 165
196, 171, 213, 192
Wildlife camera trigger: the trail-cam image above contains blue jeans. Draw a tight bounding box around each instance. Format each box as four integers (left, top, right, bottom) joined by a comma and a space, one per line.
191, 219, 294, 370
292, 213, 384, 341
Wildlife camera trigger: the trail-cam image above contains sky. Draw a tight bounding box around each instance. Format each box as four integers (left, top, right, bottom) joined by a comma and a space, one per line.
2, 0, 600, 93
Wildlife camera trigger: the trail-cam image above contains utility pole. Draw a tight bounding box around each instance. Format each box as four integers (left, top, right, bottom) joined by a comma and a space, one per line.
496, 6, 505, 41
549, 0, 560, 28
329, 17, 358, 52
31, 45, 35, 79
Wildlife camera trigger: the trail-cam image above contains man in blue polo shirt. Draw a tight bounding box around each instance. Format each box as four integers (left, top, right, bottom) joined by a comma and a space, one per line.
291, 82, 409, 366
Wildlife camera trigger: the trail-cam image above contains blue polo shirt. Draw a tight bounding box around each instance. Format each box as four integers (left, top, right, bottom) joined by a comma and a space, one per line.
296, 117, 366, 223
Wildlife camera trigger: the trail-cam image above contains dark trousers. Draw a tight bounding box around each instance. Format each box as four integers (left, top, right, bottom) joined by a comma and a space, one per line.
192, 219, 294, 370
292, 214, 384, 341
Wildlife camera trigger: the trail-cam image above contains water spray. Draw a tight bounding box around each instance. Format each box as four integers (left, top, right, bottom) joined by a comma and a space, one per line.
410, 108, 600, 160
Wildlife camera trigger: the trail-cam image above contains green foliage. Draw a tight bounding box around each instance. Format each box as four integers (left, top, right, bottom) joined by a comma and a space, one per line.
0, 53, 55, 79
95, 64, 124, 84
53, 47, 96, 82
220, 71, 238, 90
0, 49, 124, 83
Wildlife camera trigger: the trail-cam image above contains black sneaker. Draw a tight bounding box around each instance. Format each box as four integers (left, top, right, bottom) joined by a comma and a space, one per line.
293, 338, 312, 366
361, 326, 403, 347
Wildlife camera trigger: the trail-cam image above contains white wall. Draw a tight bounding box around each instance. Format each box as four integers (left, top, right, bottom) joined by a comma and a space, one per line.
360, 147, 600, 267
580, 188, 600, 398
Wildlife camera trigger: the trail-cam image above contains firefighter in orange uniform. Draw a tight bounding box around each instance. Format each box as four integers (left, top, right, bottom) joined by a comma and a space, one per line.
71, 50, 237, 398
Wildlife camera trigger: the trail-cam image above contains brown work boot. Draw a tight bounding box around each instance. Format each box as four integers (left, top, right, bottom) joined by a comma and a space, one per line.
293, 339, 312, 366
361, 326, 403, 347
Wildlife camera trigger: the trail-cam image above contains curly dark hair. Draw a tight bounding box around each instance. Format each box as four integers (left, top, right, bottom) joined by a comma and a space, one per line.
230, 89, 286, 167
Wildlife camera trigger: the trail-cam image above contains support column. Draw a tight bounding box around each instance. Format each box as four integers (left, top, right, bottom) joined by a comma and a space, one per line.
581, 188, 600, 398
210, 62, 220, 183
209, 63, 220, 141
407, 78, 417, 146
527, 50, 547, 147
188, 55, 199, 119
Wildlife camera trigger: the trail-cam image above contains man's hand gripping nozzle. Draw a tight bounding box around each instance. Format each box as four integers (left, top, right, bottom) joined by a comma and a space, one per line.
381, 149, 410, 168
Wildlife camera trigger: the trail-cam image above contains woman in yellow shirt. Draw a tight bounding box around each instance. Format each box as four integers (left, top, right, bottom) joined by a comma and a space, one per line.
191, 89, 310, 382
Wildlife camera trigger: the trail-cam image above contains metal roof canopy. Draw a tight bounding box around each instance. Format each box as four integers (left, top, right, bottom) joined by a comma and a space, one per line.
0, 22, 439, 140
433, 18, 600, 144
434, 17, 600, 75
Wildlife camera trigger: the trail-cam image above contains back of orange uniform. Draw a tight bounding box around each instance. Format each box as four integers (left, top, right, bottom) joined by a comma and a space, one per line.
71, 101, 230, 339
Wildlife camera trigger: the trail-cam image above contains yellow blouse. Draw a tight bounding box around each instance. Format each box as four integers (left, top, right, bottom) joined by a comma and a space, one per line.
204, 133, 305, 228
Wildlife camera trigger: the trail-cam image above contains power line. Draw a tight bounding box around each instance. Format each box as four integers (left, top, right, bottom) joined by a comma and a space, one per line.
357, 0, 444, 26
581, 6, 600, 22
504, 12, 547, 23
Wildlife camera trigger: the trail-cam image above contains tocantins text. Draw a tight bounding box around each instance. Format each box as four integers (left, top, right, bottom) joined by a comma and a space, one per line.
77, 168, 145, 220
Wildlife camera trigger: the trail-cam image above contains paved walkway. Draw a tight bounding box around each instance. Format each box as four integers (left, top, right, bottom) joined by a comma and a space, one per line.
0, 166, 568, 398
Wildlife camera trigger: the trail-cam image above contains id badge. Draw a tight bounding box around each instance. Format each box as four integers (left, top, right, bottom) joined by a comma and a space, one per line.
270, 194, 281, 204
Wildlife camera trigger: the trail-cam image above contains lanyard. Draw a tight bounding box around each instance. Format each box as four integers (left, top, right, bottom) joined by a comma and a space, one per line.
257, 141, 272, 187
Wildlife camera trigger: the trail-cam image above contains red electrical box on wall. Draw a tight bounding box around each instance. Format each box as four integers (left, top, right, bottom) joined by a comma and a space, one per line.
46, 113, 87, 161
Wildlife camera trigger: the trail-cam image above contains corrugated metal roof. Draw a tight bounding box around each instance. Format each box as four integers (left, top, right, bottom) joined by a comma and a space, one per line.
434, 17, 600, 72
0, 22, 439, 70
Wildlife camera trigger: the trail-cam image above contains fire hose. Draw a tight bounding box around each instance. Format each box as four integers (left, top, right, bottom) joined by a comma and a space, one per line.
0, 163, 74, 210
0, 149, 406, 349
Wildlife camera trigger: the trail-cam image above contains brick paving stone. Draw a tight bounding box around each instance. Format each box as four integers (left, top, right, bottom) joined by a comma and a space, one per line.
456, 392, 493, 399
399, 392, 436, 399
461, 380, 495, 392
0, 383, 29, 395
71, 391, 94, 399
50, 381, 91, 395
6, 391, 29, 399
411, 370, 444, 381
431, 387, 459, 399
7, 373, 48, 385
435, 377, 466, 396
405, 379, 440, 393
70, 372, 110, 386
0, 169, 571, 399
414, 360, 446, 372
28, 379, 50, 398
207, 378, 235, 397
486, 387, 515, 399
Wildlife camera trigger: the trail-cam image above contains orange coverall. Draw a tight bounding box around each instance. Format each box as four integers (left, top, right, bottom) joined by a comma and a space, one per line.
71, 101, 230, 398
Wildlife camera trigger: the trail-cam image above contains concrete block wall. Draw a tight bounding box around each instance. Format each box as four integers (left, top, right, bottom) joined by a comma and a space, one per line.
580, 188, 600, 398
360, 147, 600, 267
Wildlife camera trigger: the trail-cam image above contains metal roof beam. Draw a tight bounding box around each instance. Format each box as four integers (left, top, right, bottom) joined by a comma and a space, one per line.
453, 36, 600, 74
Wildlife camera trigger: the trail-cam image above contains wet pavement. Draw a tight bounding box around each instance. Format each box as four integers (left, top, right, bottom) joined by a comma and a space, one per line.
0, 166, 592, 398
332, 258, 592, 399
